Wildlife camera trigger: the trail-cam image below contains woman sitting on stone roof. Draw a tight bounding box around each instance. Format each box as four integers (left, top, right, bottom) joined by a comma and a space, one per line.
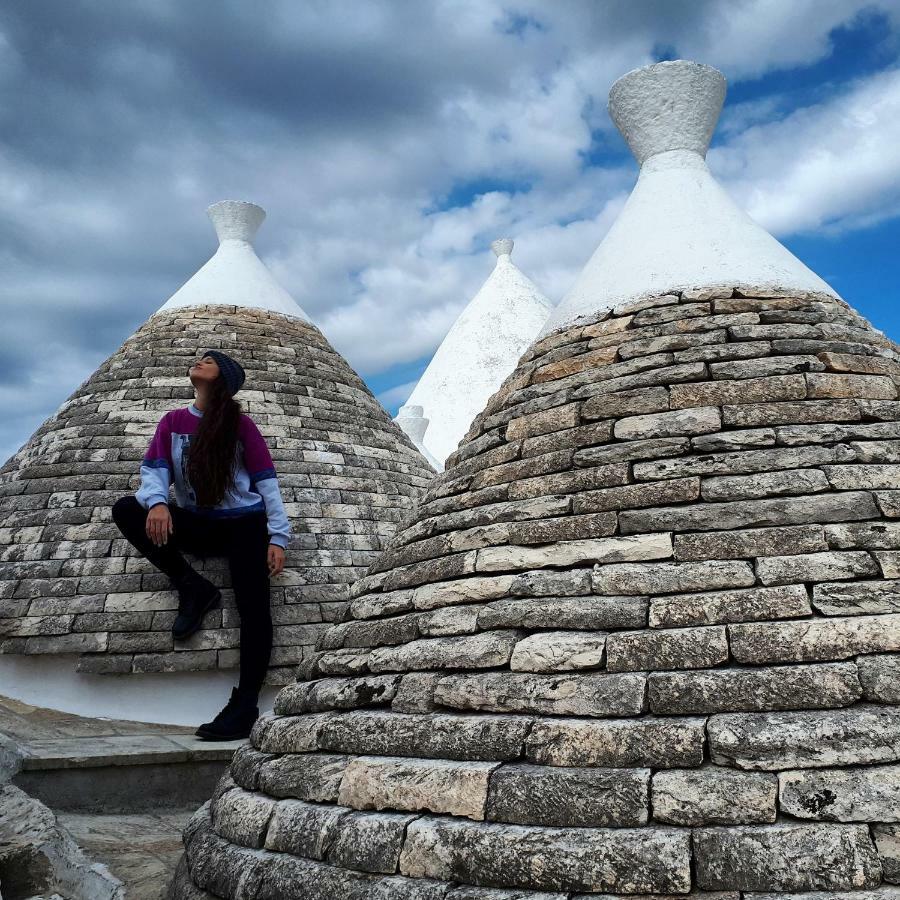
111, 349, 290, 740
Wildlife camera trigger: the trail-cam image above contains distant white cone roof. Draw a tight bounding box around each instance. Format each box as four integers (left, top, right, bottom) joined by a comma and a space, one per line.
159, 200, 311, 320
402, 239, 553, 466
541, 60, 839, 335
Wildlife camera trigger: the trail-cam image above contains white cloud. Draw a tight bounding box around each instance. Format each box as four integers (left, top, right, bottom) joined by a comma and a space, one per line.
0, 0, 899, 457
711, 66, 900, 235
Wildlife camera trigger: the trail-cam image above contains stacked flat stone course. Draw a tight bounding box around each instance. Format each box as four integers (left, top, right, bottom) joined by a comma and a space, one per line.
0, 305, 433, 683
173, 286, 900, 898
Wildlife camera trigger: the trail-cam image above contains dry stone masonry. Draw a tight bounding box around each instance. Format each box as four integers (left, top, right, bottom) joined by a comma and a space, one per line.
0, 205, 434, 684
169, 63, 900, 897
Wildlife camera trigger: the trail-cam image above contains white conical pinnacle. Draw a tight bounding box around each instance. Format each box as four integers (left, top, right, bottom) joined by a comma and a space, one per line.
207, 200, 266, 243
539, 58, 838, 335
492, 238, 514, 258
158, 200, 311, 320
609, 60, 726, 165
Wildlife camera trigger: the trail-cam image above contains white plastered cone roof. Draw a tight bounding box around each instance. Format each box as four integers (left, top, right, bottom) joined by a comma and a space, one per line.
398, 239, 554, 468
541, 60, 839, 335
159, 200, 311, 320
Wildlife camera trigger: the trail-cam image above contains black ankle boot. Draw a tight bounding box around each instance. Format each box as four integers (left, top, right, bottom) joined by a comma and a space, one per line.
171, 570, 221, 641
195, 687, 259, 741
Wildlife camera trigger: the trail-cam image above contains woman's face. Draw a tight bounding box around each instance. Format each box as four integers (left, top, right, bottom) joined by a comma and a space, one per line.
189, 354, 221, 386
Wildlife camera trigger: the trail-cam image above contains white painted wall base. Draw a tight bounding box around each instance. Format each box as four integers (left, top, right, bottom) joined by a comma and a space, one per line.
0, 655, 280, 726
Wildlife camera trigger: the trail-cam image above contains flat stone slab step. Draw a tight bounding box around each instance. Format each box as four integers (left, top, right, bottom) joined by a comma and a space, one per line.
18, 734, 243, 771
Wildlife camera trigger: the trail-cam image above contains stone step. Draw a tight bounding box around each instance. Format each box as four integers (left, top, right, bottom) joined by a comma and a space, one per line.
13, 733, 243, 813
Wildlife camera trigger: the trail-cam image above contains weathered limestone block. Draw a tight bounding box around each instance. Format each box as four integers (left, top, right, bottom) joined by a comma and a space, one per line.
315, 648, 373, 676
674, 525, 826, 561
448, 889, 568, 900
507, 462, 628, 501
701, 469, 830, 502
858, 653, 900, 702
877, 491, 900, 518
574, 437, 689, 468
526, 716, 705, 767
369, 630, 520, 673
391, 671, 442, 713
327, 809, 419, 875
506, 403, 581, 441
509, 568, 592, 596
708, 707, 900, 770
433, 671, 647, 717
825, 464, 900, 490
337, 755, 498, 820
814, 580, 900, 616
744, 891, 900, 900
755, 551, 879, 586
510, 631, 606, 672
670, 374, 807, 409
649, 584, 812, 628
825, 522, 900, 550
263, 797, 348, 858
350, 588, 416, 620
614, 406, 721, 440
730, 614, 900, 664
252, 713, 333, 753
693, 823, 882, 891
229, 745, 276, 790
573, 477, 700, 514
652, 768, 777, 825
806, 372, 896, 399
480, 595, 648, 631
607, 625, 727, 671
409, 574, 519, 611
273, 676, 401, 714
418, 604, 481, 636
779, 764, 900, 822
211, 787, 276, 848
257, 753, 349, 802
649, 662, 861, 714
693, 426, 776, 451
475, 534, 673, 573
707, 355, 822, 380
722, 399, 860, 428
879, 550, 900, 577
318, 711, 532, 761
486, 763, 649, 827
593, 560, 754, 595
620, 492, 877, 535
874, 824, 900, 883
399, 816, 692, 894
532, 347, 619, 384
633, 445, 843, 482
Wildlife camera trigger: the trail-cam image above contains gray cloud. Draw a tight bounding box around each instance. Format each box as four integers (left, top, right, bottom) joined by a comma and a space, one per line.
0, 0, 896, 459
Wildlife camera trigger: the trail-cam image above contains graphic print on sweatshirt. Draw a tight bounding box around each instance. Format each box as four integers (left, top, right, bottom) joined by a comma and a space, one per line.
135, 405, 291, 548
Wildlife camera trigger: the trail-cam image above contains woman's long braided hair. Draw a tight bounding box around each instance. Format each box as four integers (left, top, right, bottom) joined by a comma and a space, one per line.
186, 374, 241, 507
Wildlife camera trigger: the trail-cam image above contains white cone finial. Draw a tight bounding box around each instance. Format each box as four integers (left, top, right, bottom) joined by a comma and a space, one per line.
492, 238, 514, 258
609, 60, 725, 165
207, 200, 266, 243
158, 201, 311, 320
395, 405, 440, 470
539, 58, 838, 335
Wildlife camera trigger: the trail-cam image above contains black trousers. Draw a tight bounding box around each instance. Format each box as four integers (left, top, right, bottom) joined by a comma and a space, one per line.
112, 496, 272, 696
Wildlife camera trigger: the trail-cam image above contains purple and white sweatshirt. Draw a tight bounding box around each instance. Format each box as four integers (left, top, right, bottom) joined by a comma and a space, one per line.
135, 405, 292, 549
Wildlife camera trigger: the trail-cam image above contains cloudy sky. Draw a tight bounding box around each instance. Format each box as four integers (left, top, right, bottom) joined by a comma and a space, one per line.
2, 0, 900, 461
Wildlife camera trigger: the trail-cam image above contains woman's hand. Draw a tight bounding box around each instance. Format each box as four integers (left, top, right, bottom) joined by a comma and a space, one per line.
268, 544, 285, 577
146, 503, 173, 547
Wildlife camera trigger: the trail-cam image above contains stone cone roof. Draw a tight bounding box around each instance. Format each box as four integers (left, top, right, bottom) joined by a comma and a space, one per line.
174, 68, 900, 896
0, 203, 434, 684
400, 239, 553, 468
